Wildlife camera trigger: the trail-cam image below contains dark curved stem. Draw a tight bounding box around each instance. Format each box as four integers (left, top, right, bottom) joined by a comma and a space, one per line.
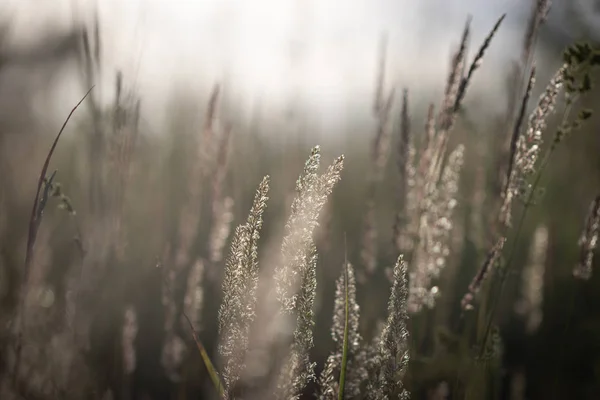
12, 87, 94, 386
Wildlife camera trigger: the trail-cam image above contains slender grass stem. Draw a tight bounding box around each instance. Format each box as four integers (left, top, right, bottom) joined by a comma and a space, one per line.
338, 247, 349, 400
12, 87, 94, 386
479, 96, 576, 358
182, 311, 225, 399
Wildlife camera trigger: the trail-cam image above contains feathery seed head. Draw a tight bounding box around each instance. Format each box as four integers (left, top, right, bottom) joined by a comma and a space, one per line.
318, 264, 367, 399
409, 145, 464, 313
218, 176, 270, 394
274, 147, 344, 399
500, 65, 565, 226
378, 255, 410, 399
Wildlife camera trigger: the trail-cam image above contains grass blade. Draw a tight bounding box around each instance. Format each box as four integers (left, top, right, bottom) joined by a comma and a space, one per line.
182, 311, 224, 399
13, 87, 94, 387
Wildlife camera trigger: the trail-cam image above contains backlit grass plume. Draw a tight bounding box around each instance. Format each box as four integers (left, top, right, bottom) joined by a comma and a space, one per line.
367, 255, 410, 400
274, 146, 344, 400
500, 65, 566, 226
274, 146, 344, 309
409, 144, 464, 313
318, 263, 367, 399
398, 15, 503, 311
218, 176, 270, 396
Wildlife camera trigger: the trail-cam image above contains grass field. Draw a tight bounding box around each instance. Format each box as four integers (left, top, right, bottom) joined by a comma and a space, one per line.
0, 2, 600, 399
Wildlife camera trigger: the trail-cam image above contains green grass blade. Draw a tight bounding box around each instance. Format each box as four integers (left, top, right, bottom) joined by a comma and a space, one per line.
183, 312, 225, 398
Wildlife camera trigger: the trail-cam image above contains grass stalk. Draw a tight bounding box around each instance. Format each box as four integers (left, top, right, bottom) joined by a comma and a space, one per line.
12, 87, 94, 386
182, 311, 224, 399
338, 236, 350, 400
478, 94, 577, 359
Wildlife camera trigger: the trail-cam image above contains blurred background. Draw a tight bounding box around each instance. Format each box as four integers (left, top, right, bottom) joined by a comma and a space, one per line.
0, 0, 599, 399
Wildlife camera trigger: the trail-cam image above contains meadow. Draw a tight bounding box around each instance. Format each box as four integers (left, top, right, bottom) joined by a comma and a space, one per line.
0, 1, 600, 399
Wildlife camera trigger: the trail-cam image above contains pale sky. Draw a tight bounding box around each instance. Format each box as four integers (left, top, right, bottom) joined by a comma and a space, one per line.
1, 0, 598, 135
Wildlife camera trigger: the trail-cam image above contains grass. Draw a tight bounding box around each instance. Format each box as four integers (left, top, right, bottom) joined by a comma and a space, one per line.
11, 87, 94, 390
337, 236, 350, 400
1, 4, 600, 400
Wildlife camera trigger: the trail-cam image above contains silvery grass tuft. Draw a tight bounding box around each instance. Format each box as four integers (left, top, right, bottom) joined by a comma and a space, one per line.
318, 263, 367, 399
218, 176, 270, 397
500, 65, 566, 226
274, 146, 344, 400
214, 147, 344, 399
367, 255, 410, 400
396, 14, 504, 313
471, 40, 600, 363
408, 144, 464, 313
463, 63, 567, 315
318, 257, 411, 400
466, 62, 567, 315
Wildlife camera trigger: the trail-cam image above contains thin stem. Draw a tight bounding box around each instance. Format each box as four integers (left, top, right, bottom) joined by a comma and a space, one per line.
479, 96, 576, 358
338, 233, 349, 400
182, 311, 225, 399
13, 87, 94, 386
